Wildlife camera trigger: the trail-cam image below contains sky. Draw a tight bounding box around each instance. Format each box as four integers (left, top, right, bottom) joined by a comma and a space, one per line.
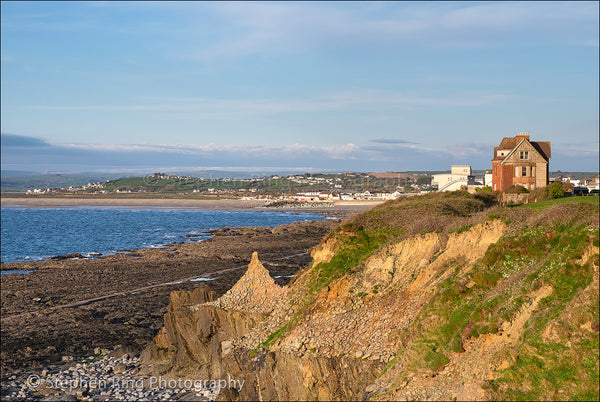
1, 1, 598, 174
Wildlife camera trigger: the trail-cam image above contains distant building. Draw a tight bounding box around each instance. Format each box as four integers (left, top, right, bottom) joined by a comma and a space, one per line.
432, 165, 472, 192
491, 132, 551, 192
484, 169, 493, 187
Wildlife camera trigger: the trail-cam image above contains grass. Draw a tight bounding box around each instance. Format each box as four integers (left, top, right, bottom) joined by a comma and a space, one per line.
307, 226, 387, 295
252, 191, 598, 400
519, 195, 599, 211
399, 210, 598, 399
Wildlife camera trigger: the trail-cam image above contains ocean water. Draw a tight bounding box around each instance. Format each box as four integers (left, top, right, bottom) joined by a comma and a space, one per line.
0, 207, 324, 263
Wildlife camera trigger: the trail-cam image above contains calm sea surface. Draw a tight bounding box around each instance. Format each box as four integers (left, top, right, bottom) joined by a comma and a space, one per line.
0, 207, 324, 263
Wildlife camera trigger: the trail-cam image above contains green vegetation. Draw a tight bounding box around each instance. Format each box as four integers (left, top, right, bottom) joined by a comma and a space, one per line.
255, 322, 291, 352
269, 193, 597, 400
394, 197, 599, 399
308, 226, 386, 294
253, 192, 599, 400
520, 194, 599, 211
546, 181, 565, 199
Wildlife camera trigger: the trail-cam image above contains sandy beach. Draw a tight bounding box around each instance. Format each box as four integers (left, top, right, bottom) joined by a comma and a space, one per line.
0, 197, 384, 214
0, 197, 267, 209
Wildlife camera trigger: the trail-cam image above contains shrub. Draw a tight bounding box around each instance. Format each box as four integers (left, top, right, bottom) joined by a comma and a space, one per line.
505, 185, 530, 194
546, 181, 564, 199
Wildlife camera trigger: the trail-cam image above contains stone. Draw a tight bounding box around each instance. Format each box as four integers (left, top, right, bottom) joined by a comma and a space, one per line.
113, 364, 126, 374
221, 340, 233, 356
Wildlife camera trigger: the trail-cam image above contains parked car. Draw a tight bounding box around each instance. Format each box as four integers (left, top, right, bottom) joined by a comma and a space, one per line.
573, 186, 590, 196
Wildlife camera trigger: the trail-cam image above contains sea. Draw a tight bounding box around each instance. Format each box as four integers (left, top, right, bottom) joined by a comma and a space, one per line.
0, 206, 325, 264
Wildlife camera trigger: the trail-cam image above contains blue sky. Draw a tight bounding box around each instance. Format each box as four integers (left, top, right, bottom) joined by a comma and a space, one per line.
1, 1, 598, 173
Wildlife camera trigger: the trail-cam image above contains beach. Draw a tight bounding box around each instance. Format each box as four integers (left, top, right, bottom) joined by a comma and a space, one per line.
1, 196, 382, 209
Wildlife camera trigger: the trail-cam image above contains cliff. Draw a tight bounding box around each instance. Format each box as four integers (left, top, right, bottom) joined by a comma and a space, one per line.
142, 193, 599, 401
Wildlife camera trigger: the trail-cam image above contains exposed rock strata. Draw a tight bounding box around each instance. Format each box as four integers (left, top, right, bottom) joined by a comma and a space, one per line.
142, 253, 383, 400
143, 221, 508, 400
142, 197, 599, 401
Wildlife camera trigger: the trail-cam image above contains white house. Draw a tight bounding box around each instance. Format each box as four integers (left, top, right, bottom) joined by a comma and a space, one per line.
432, 165, 472, 192
484, 170, 493, 187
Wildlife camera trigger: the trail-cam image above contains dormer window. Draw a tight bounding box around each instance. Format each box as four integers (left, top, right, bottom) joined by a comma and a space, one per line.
519, 151, 529, 159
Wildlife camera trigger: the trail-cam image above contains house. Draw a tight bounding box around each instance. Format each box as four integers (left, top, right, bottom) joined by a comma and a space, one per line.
491, 132, 551, 192
432, 165, 472, 192
484, 170, 493, 187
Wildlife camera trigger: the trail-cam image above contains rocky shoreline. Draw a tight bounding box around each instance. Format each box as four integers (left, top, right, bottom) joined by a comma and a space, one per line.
3, 350, 220, 401
0, 218, 343, 400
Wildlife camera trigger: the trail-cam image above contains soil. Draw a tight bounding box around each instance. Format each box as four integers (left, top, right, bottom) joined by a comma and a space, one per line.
0, 219, 341, 384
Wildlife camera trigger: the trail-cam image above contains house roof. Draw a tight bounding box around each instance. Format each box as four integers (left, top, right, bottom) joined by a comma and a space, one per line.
493, 137, 521, 161
500, 138, 551, 164
498, 137, 519, 150
493, 136, 551, 162
500, 138, 527, 164
531, 141, 551, 160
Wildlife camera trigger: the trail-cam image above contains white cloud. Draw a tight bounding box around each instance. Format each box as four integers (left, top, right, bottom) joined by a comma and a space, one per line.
30, 90, 512, 119
193, 1, 598, 61
59, 141, 363, 160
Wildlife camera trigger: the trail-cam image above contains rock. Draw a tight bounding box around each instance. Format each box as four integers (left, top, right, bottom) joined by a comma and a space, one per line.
61, 356, 73, 362
113, 364, 126, 374
50, 253, 86, 261
221, 340, 233, 356
354, 351, 364, 359
205, 252, 287, 315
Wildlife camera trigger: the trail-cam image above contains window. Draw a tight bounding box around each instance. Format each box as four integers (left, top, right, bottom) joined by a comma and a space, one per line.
493, 166, 497, 176
522, 167, 527, 177
519, 151, 529, 159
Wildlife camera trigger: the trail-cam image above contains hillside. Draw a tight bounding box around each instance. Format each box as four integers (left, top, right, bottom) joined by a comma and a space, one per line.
141, 193, 599, 401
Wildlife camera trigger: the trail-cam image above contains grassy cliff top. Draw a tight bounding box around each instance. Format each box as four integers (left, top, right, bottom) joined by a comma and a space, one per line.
276, 193, 598, 400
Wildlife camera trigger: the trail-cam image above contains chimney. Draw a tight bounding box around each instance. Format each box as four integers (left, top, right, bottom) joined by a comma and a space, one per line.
517, 132, 530, 140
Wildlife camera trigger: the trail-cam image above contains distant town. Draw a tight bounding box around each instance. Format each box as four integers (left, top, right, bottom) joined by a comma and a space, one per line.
18, 169, 599, 201
13, 133, 599, 202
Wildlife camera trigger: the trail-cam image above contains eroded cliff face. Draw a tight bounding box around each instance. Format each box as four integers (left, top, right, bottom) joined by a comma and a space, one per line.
142, 252, 383, 400
142, 197, 599, 401
142, 221, 509, 400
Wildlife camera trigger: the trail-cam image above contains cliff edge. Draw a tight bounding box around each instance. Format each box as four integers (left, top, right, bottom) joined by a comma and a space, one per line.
143, 193, 599, 401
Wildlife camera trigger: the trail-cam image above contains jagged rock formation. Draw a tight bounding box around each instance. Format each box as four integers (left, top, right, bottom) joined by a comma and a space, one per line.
204, 252, 287, 315
143, 193, 600, 401
142, 252, 382, 400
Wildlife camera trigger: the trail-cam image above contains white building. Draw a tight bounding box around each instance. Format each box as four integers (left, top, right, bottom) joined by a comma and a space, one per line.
432, 165, 472, 192
484, 170, 493, 187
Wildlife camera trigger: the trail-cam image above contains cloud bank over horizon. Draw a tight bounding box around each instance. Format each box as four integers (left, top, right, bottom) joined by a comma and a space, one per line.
2, 133, 597, 175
